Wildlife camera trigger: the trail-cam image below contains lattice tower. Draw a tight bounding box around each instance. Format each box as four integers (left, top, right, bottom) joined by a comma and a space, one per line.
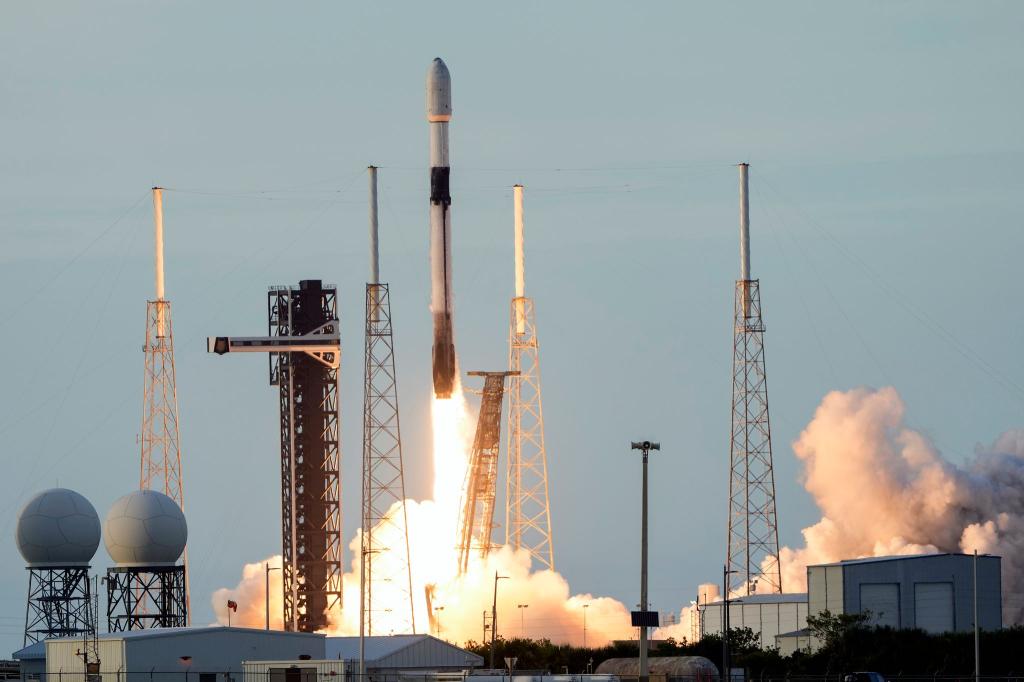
270, 282, 344, 631
105, 566, 187, 631
139, 188, 190, 618
457, 371, 516, 574
505, 297, 554, 570
505, 185, 555, 570
726, 164, 782, 595
361, 281, 416, 635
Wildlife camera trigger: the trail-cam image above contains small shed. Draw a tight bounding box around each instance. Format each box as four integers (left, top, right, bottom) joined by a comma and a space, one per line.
595, 657, 718, 682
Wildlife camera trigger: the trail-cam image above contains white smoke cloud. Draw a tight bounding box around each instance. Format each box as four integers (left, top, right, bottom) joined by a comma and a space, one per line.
213, 387, 636, 646
777, 387, 1024, 624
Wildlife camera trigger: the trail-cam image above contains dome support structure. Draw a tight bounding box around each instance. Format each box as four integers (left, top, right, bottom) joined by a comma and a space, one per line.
105, 565, 186, 631
23, 566, 94, 645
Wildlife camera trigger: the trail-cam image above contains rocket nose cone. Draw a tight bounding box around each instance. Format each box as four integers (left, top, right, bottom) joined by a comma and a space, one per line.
427, 58, 452, 122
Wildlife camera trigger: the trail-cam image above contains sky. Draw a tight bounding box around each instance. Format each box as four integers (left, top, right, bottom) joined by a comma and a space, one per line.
2, 1, 1024, 653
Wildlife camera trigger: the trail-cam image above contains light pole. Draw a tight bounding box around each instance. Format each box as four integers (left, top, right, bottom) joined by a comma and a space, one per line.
264, 563, 281, 630
433, 606, 445, 638
490, 573, 509, 669
518, 604, 529, 637
631, 440, 660, 682
582, 603, 589, 648
722, 565, 737, 682
974, 549, 980, 682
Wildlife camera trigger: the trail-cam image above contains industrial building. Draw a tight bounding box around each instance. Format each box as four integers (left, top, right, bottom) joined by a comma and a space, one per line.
701, 553, 1002, 654
699, 593, 809, 649
807, 553, 1001, 635
13, 627, 323, 682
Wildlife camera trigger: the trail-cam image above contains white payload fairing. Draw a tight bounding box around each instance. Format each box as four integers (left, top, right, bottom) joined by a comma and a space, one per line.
427, 57, 455, 399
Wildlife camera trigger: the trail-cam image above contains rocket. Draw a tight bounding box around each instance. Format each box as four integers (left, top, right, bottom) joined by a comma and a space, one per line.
427, 57, 455, 399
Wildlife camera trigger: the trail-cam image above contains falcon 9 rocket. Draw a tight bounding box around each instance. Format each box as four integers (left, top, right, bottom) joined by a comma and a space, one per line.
427, 57, 455, 399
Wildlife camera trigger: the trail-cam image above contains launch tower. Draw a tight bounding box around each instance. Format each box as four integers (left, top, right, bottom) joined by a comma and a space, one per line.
457, 370, 517, 575
505, 185, 555, 570
139, 188, 190, 616
361, 166, 416, 635
207, 281, 343, 631
726, 164, 782, 595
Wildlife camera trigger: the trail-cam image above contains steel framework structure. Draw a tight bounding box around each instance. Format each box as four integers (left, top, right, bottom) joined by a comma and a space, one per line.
269, 281, 344, 631
361, 282, 415, 635
505, 297, 554, 570
457, 371, 516, 575
727, 278, 782, 595
139, 188, 189, 618
106, 566, 186, 631
23, 567, 94, 645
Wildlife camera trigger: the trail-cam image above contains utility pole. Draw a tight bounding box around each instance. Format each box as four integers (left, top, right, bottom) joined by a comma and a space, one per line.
630, 440, 660, 682
264, 563, 280, 630
974, 549, 980, 682
722, 565, 737, 682
518, 604, 529, 637
583, 603, 589, 648
490, 573, 508, 669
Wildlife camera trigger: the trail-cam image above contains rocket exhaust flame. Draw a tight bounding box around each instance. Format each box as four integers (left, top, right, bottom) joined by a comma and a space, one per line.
428, 57, 456, 399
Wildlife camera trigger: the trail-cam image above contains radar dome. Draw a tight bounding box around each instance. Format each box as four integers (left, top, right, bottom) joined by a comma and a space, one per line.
16, 488, 101, 567
104, 490, 187, 566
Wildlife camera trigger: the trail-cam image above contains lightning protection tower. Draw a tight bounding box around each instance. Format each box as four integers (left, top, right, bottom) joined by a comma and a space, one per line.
361, 166, 416, 636
505, 185, 555, 571
208, 281, 343, 631
726, 164, 782, 596
457, 370, 518, 575
139, 187, 190, 618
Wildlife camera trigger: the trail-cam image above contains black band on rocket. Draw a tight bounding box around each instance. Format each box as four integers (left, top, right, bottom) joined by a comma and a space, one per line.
430, 167, 451, 206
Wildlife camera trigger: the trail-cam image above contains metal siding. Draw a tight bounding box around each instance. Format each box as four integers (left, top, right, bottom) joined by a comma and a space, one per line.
808, 566, 826, 616
859, 584, 899, 628
825, 566, 844, 613
915, 582, 954, 634
46, 640, 125, 682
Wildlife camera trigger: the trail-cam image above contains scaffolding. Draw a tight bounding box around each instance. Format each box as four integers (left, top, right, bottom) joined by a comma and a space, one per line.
457, 371, 517, 575
726, 164, 782, 596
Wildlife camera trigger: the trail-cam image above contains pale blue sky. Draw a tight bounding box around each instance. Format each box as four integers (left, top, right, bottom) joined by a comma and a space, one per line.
2, 2, 1023, 651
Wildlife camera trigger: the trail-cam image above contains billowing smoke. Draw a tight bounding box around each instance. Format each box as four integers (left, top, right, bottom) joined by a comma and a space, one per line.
777, 386, 1024, 623
659, 387, 1024, 634
214, 387, 635, 645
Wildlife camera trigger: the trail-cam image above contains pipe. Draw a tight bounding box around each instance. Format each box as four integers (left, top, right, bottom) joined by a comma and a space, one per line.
368, 166, 379, 284
738, 164, 751, 318
153, 187, 167, 337
513, 185, 526, 334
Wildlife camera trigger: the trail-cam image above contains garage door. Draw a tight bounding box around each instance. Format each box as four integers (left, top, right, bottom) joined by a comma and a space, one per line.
860, 583, 900, 628
915, 582, 954, 633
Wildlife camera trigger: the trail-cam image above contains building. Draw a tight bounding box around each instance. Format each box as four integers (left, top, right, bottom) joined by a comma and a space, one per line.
699, 593, 809, 649
807, 553, 1002, 636
12, 627, 324, 682
242, 635, 483, 682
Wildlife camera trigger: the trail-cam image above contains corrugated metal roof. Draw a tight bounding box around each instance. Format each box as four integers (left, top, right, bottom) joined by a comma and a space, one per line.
12, 641, 46, 660
104, 626, 321, 642
325, 634, 482, 667
703, 593, 807, 605
810, 552, 998, 568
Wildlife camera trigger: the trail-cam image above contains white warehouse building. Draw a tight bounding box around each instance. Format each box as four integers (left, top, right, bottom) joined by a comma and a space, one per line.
699, 593, 808, 650
13, 627, 323, 682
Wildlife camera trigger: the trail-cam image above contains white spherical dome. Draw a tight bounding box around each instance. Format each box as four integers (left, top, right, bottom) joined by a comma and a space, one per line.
16, 488, 101, 567
104, 491, 187, 567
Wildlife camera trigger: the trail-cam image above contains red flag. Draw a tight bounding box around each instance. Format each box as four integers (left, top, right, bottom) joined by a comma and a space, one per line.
227, 600, 238, 612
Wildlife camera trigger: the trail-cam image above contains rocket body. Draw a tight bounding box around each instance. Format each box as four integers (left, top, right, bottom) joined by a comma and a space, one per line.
427, 58, 455, 399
